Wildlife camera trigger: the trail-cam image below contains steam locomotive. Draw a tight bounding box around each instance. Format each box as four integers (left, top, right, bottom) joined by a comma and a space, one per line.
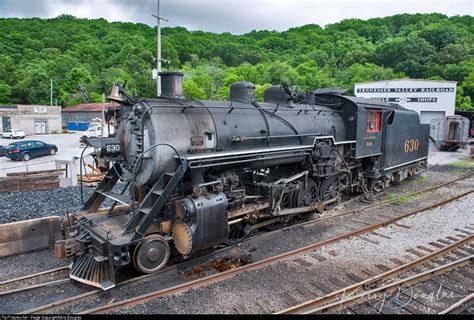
55, 72, 429, 290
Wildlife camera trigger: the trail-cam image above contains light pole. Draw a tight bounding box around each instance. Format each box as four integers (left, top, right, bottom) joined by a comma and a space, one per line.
50, 79, 58, 106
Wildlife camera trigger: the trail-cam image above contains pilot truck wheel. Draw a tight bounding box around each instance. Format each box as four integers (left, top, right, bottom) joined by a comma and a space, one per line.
132, 234, 170, 274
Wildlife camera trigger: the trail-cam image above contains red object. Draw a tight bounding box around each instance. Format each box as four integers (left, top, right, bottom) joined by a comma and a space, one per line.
12, 148, 19, 153
367, 111, 381, 133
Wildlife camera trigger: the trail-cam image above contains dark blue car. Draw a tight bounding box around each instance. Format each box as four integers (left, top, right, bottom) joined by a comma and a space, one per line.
5, 140, 58, 161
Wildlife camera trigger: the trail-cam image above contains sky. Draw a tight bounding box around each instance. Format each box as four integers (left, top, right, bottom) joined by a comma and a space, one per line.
0, 0, 472, 34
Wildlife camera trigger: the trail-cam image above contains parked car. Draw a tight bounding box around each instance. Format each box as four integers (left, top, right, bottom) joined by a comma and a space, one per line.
0, 145, 6, 157
82, 126, 103, 138
5, 140, 58, 161
2, 129, 26, 139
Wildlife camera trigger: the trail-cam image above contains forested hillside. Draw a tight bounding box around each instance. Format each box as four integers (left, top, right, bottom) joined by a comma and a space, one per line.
0, 13, 472, 109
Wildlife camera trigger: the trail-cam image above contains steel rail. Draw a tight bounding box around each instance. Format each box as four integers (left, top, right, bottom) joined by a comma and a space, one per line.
231, 170, 473, 232
80, 188, 473, 314
293, 255, 473, 314
291, 171, 474, 229
243, 171, 474, 246
19, 244, 236, 314
0, 279, 70, 297
19, 172, 473, 314
0, 266, 69, 287
277, 234, 474, 314
438, 293, 474, 314
0, 266, 69, 295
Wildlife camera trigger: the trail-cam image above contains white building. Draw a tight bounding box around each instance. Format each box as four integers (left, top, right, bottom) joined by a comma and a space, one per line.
354, 79, 457, 124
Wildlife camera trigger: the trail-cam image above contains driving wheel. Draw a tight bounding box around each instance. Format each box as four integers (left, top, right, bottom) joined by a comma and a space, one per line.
133, 234, 170, 274
293, 178, 318, 220
225, 221, 251, 245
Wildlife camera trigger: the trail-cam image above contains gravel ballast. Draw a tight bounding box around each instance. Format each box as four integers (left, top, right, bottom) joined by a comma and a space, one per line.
125, 191, 474, 314
0, 186, 94, 224
0, 166, 471, 313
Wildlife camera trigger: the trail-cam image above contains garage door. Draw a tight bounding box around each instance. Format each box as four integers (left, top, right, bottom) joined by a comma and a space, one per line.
35, 120, 47, 134
420, 111, 445, 124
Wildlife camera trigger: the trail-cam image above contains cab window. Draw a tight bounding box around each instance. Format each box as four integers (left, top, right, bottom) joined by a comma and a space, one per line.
367, 111, 381, 133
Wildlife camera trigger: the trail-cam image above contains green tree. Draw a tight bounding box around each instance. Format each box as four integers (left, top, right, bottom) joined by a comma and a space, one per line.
62, 66, 95, 105
0, 14, 472, 106
372, 36, 437, 78
183, 79, 206, 100
0, 82, 12, 103
255, 83, 272, 101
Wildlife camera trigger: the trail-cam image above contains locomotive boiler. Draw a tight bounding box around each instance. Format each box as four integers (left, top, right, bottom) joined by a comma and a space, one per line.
55, 72, 429, 290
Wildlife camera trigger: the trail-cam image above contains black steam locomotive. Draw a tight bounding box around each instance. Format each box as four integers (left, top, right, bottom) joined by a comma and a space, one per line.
55, 72, 429, 289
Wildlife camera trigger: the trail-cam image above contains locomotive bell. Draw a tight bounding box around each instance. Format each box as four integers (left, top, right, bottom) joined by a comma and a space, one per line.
107, 84, 126, 102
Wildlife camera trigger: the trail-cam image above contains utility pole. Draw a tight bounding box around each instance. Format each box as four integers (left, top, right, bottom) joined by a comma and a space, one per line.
153, 0, 168, 97
156, 0, 161, 97
50, 79, 53, 106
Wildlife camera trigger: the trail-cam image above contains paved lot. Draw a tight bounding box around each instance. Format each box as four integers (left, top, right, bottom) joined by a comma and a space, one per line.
427, 140, 472, 166
0, 132, 95, 176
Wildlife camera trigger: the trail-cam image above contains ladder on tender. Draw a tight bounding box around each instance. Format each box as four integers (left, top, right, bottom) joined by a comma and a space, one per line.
124, 160, 188, 239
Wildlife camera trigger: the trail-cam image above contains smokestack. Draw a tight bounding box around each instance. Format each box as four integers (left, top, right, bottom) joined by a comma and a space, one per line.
159, 71, 184, 99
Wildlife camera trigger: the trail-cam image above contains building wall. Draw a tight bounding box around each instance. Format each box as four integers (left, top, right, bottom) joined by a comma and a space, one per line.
0, 105, 62, 135
354, 80, 457, 124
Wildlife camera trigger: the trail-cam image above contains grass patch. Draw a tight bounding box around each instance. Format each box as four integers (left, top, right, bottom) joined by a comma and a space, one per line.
387, 192, 416, 205
451, 159, 474, 169
414, 175, 430, 184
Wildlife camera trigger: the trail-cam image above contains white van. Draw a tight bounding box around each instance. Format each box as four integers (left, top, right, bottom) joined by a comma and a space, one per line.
82, 125, 115, 138
82, 126, 102, 138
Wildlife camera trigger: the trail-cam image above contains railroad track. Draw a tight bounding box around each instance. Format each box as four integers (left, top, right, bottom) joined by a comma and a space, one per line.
277, 234, 474, 314
77, 188, 473, 314
17, 245, 239, 314
297, 256, 473, 314
15, 172, 473, 314
0, 266, 69, 296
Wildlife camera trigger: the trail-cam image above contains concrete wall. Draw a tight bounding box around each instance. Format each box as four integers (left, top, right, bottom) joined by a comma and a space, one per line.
0, 105, 62, 135
354, 80, 457, 124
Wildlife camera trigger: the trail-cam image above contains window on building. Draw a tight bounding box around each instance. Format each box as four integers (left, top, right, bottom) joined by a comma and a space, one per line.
2, 117, 11, 131
367, 111, 381, 133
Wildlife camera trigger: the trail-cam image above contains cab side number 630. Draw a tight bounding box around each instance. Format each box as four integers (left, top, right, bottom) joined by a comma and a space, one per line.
403, 139, 419, 153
